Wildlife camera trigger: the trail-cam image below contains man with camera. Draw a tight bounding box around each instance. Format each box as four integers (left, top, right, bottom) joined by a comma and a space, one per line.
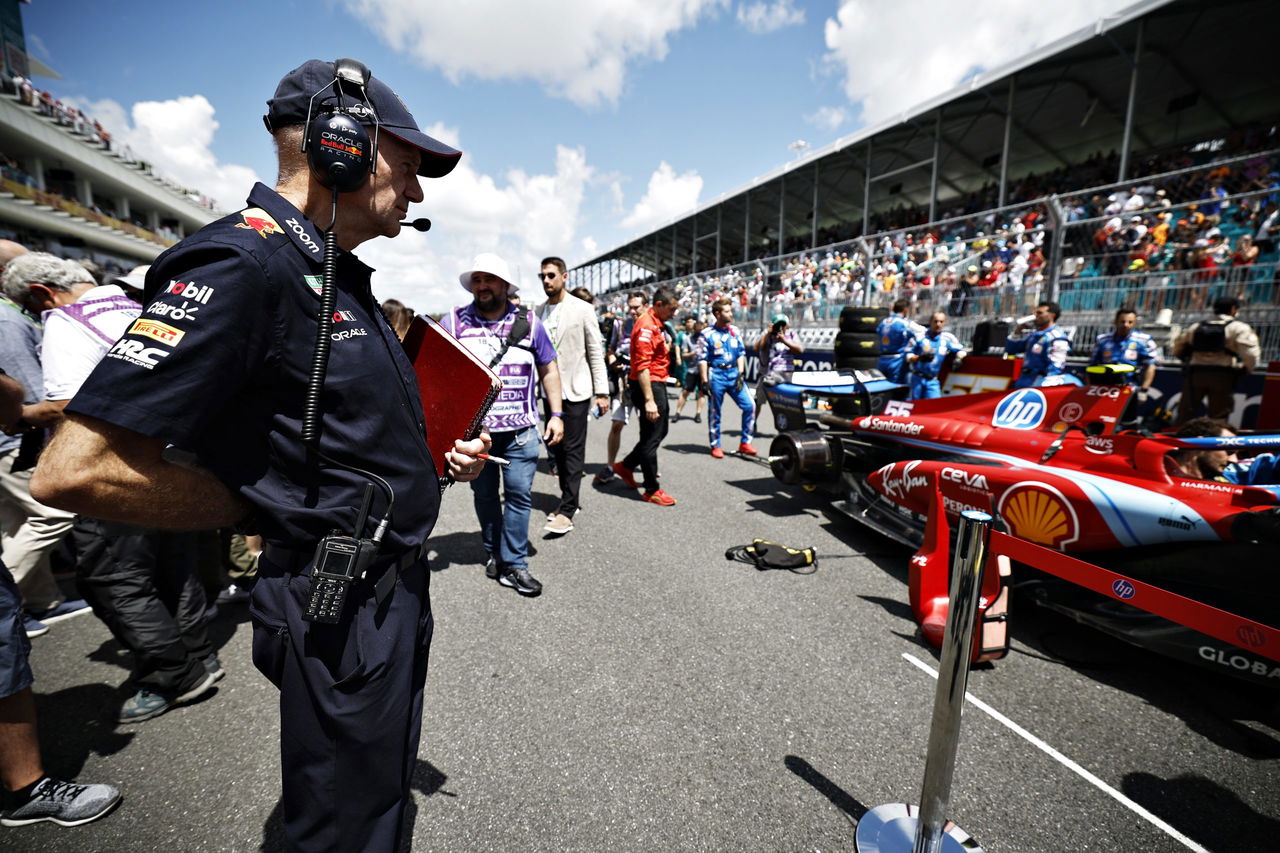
754, 313, 804, 423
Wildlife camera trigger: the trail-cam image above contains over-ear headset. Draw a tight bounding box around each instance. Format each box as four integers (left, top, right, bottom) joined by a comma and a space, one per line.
302, 58, 380, 193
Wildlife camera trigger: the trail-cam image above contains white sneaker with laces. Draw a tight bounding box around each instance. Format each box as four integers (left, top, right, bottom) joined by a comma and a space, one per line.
0, 777, 122, 827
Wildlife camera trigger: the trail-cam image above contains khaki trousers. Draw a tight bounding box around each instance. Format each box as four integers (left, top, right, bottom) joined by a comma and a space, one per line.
0, 448, 73, 611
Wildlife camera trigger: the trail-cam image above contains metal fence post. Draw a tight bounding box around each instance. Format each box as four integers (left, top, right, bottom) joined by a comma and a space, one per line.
855, 510, 992, 853
1043, 195, 1066, 305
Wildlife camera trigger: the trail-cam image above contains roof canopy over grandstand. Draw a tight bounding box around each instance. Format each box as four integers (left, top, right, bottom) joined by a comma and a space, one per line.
574, 0, 1278, 293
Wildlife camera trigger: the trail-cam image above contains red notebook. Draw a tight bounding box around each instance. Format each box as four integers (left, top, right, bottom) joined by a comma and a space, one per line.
400, 314, 502, 480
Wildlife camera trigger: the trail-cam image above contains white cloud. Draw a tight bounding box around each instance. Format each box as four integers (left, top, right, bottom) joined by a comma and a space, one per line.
823, 0, 1132, 125
805, 105, 849, 131
75, 95, 260, 211
69, 97, 600, 315
364, 133, 596, 314
620, 161, 702, 230
581, 235, 599, 256
736, 1, 804, 34
353, 0, 728, 107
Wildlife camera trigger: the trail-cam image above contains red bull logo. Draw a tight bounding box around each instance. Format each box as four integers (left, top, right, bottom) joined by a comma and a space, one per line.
235, 208, 283, 238
320, 137, 363, 157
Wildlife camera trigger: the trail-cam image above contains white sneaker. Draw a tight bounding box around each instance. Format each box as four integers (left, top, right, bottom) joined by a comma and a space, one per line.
543, 513, 574, 535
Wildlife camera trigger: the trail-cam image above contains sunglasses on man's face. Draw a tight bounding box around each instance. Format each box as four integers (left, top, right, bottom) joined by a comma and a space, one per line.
539, 272, 559, 280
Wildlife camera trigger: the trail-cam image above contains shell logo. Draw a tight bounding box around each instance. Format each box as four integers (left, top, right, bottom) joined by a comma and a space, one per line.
998, 483, 1079, 549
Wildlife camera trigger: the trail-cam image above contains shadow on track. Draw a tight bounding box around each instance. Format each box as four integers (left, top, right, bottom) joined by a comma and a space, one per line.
786, 482, 1280, 766
33, 683, 136, 778
1122, 771, 1280, 852
784, 754, 867, 825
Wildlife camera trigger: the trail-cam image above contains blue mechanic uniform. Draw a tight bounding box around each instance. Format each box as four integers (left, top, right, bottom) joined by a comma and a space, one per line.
1224, 454, 1280, 495
700, 323, 754, 448
908, 330, 967, 399
1006, 324, 1072, 388
1089, 330, 1160, 383
876, 314, 921, 384
67, 183, 439, 852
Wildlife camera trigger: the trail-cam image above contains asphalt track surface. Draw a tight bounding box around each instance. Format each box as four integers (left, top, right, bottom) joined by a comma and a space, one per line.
13, 400, 1280, 852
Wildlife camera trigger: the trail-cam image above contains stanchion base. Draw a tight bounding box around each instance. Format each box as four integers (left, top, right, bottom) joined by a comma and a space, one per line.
854, 803, 983, 853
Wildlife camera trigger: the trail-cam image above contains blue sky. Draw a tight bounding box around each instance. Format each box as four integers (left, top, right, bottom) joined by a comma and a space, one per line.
20, 0, 1132, 311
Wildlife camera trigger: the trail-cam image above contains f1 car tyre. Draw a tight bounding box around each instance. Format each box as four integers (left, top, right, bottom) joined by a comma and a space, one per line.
839, 306, 889, 334
834, 332, 879, 358
971, 320, 1012, 355
769, 431, 842, 485
834, 355, 881, 372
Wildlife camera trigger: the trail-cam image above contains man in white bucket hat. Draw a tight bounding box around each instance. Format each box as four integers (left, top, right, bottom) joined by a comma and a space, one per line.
443, 253, 563, 596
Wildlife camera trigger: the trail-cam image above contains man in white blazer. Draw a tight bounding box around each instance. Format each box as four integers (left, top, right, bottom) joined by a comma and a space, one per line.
536, 257, 609, 535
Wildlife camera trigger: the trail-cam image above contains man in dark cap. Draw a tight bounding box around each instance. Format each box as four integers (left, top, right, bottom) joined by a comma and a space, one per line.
31, 59, 488, 852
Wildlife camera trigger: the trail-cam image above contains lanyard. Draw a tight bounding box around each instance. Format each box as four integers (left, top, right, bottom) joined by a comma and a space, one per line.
0, 297, 40, 328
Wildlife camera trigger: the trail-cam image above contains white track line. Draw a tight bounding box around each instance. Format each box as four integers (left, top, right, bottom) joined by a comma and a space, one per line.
901, 652, 1209, 853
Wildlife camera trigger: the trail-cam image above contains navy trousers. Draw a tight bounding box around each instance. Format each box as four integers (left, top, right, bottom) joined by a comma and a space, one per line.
250, 549, 433, 853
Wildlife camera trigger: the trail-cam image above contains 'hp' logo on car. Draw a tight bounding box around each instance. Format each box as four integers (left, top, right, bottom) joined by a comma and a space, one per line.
1111, 579, 1136, 600
992, 388, 1047, 430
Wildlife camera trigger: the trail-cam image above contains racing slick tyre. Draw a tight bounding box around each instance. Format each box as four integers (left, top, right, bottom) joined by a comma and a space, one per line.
838, 306, 889, 334
769, 431, 842, 486
833, 332, 879, 359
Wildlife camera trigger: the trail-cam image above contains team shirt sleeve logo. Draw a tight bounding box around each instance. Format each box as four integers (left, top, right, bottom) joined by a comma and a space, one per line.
235, 207, 283, 238
129, 319, 185, 347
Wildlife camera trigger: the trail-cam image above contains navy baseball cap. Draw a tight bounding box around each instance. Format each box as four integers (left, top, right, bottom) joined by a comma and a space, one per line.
264, 58, 461, 179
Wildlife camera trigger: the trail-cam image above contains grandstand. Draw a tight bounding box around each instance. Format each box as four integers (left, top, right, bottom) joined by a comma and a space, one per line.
573, 0, 1280, 359
0, 8, 220, 275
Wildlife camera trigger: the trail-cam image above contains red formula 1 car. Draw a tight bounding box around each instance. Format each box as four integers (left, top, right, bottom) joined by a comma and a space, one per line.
767, 377, 1280, 687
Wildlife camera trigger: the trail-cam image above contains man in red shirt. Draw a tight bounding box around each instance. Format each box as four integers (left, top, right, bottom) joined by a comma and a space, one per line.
612, 287, 679, 506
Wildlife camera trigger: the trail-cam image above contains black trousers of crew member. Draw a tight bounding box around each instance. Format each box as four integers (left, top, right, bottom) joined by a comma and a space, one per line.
72, 518, 213, 696
548, 397, 591, 518
1176, 366, 1240, 424
251, 550, 432, 853
622, 378, 669, 492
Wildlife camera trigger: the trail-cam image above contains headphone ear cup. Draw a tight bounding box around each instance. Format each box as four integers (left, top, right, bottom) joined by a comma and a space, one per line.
306, 111, 372, 193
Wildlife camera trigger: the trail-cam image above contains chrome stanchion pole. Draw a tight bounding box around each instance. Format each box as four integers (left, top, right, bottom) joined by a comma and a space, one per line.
855, 510, 992, 853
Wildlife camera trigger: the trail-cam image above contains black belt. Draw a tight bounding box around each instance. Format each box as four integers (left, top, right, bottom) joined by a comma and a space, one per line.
263, 542, 426, 605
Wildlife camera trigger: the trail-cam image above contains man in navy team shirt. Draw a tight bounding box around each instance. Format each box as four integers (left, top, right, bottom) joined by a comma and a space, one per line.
30, 59, 490, 852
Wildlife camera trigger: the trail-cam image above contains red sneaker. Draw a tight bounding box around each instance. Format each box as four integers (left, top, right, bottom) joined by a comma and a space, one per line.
611, 462, 639, 489
710, 447, 725, 459
738, 443, 758, 456
641, 489, 677, 506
